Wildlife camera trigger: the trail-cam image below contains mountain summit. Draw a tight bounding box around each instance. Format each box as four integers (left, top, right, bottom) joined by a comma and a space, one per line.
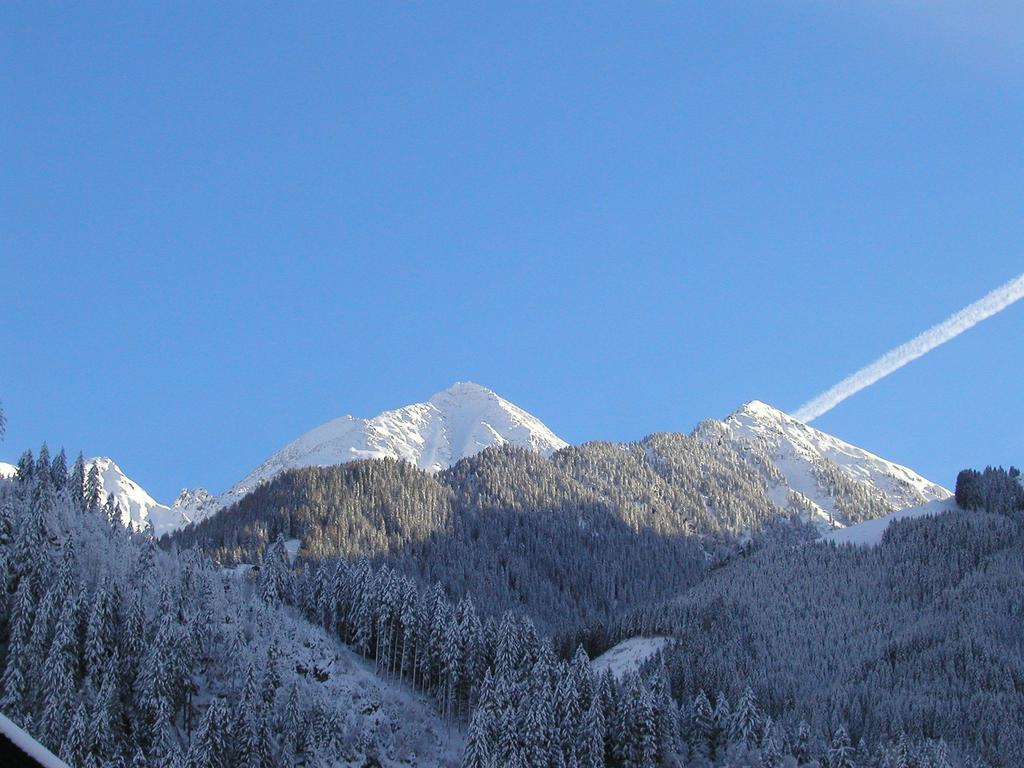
175, 382, 567, 524
693, 399, 951, 529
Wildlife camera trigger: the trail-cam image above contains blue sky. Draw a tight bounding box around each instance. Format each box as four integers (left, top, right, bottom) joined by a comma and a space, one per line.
2, 2, 1022, 502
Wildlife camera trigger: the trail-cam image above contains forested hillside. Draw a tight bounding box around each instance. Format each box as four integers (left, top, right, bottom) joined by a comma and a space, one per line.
0, 443, 1003, 767
0, 448, 462, 767
610, 466, 1024, 766
166, 449, 714, 633
166, 419, 956, 636
167, 434, 825, 631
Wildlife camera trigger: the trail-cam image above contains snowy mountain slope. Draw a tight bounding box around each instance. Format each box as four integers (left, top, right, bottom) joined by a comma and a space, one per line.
694, 401, 951, 531
254, 606, 464, 767
177, 381, 567, 525
85, 457, 190, 537
591, 637, 671, 679
822, 498, 958, 547
0, 461, 17, 480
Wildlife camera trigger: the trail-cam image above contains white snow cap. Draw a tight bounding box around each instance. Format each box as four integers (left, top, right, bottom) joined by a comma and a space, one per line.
174, 381, 567, 525
83, 457, 188, 537
696, 399, 951, 532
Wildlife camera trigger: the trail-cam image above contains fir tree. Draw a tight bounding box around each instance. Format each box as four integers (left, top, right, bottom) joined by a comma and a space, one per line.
50, 448, 68, 491
280, 683, 303, 756
0, 576, 34, 715
15, 449, 33, 485
463, 704, 492, 768
59, 702, 90, 767
40, 598, 78, 748
828, 725, 856, 768
259, 534, 290, 606
581, 699, 605, 768
728, 685, 761, 747
85, 462, 103, 512
71, 452, 87, 510
185, 698, 230, 768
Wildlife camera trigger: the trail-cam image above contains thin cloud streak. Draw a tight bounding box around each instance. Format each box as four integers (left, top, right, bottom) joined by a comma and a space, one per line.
793, 271, 1024, 423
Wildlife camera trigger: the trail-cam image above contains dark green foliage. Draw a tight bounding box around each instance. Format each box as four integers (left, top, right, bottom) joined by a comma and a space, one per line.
620, 500, 1024, 766
955, 466, 1023, 514
167, 441, 782, 631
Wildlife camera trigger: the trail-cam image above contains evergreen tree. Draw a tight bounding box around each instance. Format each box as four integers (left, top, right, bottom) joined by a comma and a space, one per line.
728, 685, 761, 747
237, 663, 272, 768
71, 452, 87, 510
40, 598, 78, 748
85, 462, 103, 512
150, 698, 178, 768
581, 698, 605, 768
688, 689, 714, 759
463, 704, 492, 768
59, 701, 90, 767
280, 683, 303, 757
0, 576, 34, 715
259, 534, 290, 606
104, 494, 123, 528
185, 698, 230, 768
35, 444, 51, 487
15, 449, 34, 485
50, 448, 68, 491
827, 725, 856, 768
794, 719, 812, 764
89, 663, 122, 766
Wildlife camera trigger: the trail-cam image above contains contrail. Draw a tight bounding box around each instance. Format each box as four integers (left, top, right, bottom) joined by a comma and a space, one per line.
792, 271, 1024, 423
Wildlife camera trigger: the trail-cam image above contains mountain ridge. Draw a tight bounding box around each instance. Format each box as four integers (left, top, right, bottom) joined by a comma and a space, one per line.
2, 388, 951, 538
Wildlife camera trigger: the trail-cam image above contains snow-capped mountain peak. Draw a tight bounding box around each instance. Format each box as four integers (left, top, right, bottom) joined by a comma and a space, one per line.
175, 382, 568, 526
83, 457, 188, 537
693, 399, 951, 531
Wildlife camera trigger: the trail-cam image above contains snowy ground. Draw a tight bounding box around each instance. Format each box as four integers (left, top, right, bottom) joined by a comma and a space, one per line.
822, 498, 958, 547
215, 592, 464, 768
591, 637, 671, 679
290, 626, 464, 767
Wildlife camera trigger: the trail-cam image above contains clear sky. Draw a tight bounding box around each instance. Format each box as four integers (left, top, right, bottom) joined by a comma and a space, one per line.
2, 2, 1022, 502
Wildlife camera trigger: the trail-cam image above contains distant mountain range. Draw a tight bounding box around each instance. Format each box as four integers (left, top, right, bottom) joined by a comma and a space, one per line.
1, 382, 950, 537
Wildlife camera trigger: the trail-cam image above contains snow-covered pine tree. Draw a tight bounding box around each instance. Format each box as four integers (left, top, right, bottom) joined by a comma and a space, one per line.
0, 575, 35, 715
70, 452, 86, 510
40, 597, 79, 748
259, 534, 290, 606
728, 685, 761, 747
15, 449, 34, 485
581, 698, 605, 768
35, 444, 51, 488
50, 448, 68, 492
86, 461, 103, 512
59, 701, 90, 767
828, 725, 856, 768
279, 683, 303, 757
462, 703, 492, 768
237, 664, 272, 768
184, 697, 231, 768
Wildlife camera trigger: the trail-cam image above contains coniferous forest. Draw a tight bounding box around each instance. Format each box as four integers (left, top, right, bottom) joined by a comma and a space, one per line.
1, 431, 1022, 767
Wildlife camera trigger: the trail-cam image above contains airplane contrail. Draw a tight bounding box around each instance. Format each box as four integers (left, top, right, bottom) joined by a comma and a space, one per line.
792, 271, 1024, 423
